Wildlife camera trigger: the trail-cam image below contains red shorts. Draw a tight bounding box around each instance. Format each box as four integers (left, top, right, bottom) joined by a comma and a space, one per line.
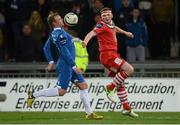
100, 51, 126, 77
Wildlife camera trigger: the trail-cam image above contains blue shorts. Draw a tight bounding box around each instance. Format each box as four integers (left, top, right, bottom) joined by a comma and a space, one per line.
56, 63, 85, 90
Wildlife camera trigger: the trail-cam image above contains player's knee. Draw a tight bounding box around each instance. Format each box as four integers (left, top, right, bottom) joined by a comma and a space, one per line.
77, 82, 88, 90
127, 65, 134, 76
130, 66, 134, 74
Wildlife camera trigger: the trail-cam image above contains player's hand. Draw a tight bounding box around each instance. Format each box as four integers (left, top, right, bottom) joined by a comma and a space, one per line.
126, 32, 134, 38
72, 66, 83, 74
46, 63, 54, 71
82, 41, 87, 48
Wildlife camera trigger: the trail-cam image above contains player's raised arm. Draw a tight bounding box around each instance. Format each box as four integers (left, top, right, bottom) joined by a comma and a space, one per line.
82, 30, 97, 48
115, 26, 134, 38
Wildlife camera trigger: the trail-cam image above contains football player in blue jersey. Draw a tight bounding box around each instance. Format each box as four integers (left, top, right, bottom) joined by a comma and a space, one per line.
27, 12, 103, 120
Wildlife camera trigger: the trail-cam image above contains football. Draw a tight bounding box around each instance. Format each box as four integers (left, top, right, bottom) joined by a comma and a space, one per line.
64, 12, 78, 26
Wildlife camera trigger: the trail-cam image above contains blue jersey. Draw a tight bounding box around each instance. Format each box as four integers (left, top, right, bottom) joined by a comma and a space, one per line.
43, 27, 84, 90
43, 27, 76, 67
125, 19, 148, 47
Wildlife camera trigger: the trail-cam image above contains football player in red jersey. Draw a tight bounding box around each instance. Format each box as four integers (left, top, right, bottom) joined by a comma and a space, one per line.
82, 7, 138, 117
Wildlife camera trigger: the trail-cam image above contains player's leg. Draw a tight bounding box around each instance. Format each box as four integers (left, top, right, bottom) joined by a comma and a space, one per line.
115, 62, 138, 117
72, 72, 103, 119
104, 81, 116, 102
27, 87, 60, 108
27, 64, 71, 108
100, 52, 118, 102
101, 52, 138, 117
77, 82, 103, 120
103, 53, 126, 102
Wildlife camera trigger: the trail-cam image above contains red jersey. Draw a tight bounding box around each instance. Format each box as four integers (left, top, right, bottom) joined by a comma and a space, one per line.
93, 20, 118, 52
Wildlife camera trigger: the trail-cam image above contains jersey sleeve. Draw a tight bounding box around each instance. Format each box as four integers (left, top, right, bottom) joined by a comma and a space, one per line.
43, 36, 54, 63
57, 32, 76, 67
93, 23, 105, 34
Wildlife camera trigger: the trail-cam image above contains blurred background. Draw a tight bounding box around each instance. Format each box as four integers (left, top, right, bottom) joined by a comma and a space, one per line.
0, 0, 179, 63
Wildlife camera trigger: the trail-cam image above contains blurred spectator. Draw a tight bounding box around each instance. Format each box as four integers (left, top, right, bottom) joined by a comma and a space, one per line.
0, 11, 5, 28
69, 30, 89, 72
0, 29, 4, 61
0, 2, 9, 62
5, 0, 34, 60
101, 0, 113, 8
138, 0, 152, 19
149, 0, 175, 59
113, 0, 134, 14
93, 0, 104, 14
34, 0, 51, 23
114, 0, 134, 59
28, 10, 45, 43
131, 0, 139, 7
16, 24, 41, 62
138, 0, 152, 59
34, 0, 51, 41
50, 0, 71, 16
88, 0, 104, 32
69, 0, 89, 39
87, 0, 104, 39
125, 8, 148, 62
115, 0, 134, 30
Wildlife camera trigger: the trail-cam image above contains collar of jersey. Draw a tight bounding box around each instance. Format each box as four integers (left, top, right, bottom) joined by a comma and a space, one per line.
101, 20, 115, 29
53, 27, 62, 31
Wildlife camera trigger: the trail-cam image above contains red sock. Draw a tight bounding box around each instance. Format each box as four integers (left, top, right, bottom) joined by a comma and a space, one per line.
123, 102, 131, 111
106, 82, 115, 90
117, 87, 131, 111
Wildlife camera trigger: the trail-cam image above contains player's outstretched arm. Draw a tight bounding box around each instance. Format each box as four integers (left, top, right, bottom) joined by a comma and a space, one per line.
82, 30, 97, 48
115, 26, 134, 38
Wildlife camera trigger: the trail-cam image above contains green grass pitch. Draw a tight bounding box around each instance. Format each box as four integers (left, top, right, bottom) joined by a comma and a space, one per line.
0, 112, 180, 124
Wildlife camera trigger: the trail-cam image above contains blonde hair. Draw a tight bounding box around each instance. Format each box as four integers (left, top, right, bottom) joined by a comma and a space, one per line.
47, 12, 59, 27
